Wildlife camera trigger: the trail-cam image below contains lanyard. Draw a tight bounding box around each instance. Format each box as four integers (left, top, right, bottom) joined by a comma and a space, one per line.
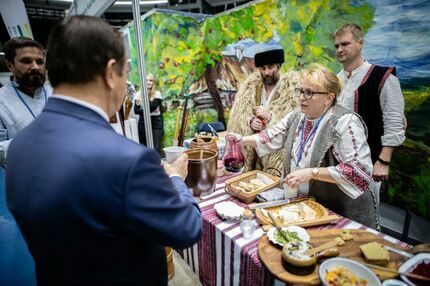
296, 110, 328, 167
12, 84, 47, 119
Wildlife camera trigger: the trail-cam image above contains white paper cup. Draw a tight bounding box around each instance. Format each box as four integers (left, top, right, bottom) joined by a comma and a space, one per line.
283, 183, 299, 199
163, 146, 186, 163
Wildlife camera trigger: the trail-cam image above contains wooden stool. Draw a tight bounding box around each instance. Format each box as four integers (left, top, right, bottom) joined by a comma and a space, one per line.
165, 247, 175, 280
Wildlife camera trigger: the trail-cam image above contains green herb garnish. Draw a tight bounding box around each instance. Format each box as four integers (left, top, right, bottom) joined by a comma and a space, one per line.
275, 229, 302, 245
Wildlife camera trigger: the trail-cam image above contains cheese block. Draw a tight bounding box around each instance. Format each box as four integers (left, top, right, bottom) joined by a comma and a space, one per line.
359, 241, 390, 266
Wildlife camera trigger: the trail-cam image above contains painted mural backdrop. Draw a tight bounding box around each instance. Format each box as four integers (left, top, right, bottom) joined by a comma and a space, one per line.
127, 0, 430, 220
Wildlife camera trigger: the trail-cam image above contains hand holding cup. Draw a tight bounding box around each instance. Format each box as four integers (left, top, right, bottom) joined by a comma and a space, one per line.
163, 153, 188, 180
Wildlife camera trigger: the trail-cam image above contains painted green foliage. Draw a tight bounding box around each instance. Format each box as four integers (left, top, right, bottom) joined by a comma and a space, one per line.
385, 87, 430, 219
127, 0, 374, 146
129, 0, 375, 96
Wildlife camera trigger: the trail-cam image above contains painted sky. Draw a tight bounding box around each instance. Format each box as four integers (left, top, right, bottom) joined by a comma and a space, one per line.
222, 0, 430, 85
363, 0, 430, 82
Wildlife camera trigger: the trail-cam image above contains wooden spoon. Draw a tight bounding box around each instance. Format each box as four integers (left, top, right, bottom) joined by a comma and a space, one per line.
363, 263, 430, 282
410, 243, 430, 254
306, 237, 345, 256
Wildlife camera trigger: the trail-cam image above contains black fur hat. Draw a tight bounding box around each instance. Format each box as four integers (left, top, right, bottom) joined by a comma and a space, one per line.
254, 49, 284, 67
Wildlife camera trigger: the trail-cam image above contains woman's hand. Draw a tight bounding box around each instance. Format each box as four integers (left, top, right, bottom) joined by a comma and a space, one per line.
284, 168, 313, 188
227, 132, 256, 147
135, 98, 142, 106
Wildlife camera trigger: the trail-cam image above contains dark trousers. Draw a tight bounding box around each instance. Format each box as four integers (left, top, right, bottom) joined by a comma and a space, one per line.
138, 115, 163, 155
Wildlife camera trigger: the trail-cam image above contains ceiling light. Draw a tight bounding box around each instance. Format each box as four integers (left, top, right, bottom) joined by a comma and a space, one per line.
113, 0, 169, 5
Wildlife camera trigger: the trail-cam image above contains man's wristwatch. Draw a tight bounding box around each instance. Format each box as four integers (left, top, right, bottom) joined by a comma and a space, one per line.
311, 168, 319, 179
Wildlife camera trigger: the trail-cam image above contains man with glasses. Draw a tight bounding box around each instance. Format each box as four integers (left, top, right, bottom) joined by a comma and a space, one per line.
333, 23, 405, 188
227, 48, 299, 176
0, 37, 52, 166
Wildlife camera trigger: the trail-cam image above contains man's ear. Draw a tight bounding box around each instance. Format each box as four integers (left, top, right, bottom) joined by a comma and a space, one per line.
358, 37, 364, 48
5, 60, 15, 73
104, 59, 117, 90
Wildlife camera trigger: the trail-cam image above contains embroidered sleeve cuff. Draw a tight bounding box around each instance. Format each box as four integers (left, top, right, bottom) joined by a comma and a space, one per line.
254, 134, 271, 157
258, 130, 271, 144
328, 160, 371, 199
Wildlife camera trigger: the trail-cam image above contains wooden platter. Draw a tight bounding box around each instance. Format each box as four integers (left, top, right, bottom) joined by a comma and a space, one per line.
258, 229, 409, 285
255, 199, 339, 229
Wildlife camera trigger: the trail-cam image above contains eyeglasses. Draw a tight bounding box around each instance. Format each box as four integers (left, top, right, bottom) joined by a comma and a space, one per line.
294, 88, 328, 100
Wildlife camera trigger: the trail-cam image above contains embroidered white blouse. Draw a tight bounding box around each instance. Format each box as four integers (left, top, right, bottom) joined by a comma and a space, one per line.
252, 107, 374, 199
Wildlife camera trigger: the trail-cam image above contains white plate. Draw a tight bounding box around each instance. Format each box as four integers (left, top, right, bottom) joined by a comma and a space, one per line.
398, 253, 430, 286
267, 225, 310, 246
213, 201, 244, 221
319, 257, 381, 286
382, 279, 408, 286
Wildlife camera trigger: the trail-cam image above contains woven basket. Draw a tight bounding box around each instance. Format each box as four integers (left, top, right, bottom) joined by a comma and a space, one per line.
225, 170, 281, 203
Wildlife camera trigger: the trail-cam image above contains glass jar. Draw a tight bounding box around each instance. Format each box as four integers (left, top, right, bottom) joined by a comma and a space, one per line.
223, 134, 245, 173
240, 209, 255, 239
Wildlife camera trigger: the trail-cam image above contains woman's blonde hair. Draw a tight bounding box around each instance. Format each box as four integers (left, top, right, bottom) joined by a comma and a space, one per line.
146, 73, 156, 101
299, 64, 341, 98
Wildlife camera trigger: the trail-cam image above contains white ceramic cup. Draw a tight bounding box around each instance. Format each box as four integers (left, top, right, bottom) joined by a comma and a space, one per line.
283, 183, 299, 199
163, 146, 187, 163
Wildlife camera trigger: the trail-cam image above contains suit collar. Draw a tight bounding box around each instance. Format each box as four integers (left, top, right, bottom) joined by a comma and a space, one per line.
51, 94, 109, 122
44, 97, 113, 130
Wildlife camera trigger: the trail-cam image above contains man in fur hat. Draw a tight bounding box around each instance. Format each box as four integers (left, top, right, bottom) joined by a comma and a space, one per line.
227, 48, 299, 176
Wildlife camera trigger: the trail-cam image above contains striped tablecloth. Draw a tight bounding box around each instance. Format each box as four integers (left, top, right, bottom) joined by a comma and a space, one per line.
179, 175, 410, 286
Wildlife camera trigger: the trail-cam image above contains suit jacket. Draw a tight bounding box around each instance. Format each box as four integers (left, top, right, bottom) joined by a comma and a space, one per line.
6, 97, 202, 286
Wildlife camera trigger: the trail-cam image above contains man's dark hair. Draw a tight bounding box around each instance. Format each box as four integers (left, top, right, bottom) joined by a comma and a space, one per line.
3, 37, 44, 63
46, 15, 125, 87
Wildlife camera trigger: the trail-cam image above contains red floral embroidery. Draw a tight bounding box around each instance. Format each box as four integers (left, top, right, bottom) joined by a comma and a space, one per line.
295, 120, 317, 159
303, 121, 314, 142
347, 125, 359, 158
336, 160, 371, 194
258, 131, 271, 144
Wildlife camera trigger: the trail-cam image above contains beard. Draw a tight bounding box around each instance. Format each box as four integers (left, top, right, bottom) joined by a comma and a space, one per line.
16, 71, 45, 88
262, 73, 279, 85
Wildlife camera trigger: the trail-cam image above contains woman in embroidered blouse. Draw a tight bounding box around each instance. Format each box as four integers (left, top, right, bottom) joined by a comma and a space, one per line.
240, 64, 379, 229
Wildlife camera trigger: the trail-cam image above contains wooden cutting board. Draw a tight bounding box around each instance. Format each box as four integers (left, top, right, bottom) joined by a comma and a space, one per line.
255, 199, 340, 230
258, 229, 409, 285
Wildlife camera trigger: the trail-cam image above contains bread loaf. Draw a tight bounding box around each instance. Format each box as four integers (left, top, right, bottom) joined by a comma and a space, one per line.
359, 242, 390, 266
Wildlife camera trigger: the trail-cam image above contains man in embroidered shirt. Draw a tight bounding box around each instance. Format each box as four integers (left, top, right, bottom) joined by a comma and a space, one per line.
333, 23, 405, 185
227, 48, 299, 176
0, 37, 52, 166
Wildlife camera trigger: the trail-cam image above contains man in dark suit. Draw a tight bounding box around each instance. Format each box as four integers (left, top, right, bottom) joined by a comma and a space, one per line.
6, 15, 202, 286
